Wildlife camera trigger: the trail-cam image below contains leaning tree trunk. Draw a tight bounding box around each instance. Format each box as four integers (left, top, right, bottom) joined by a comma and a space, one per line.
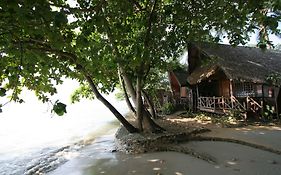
118, 70, 136, 115
119, 66, 136, 101
142, 111, 165, 133
142, 90, 157, 119
84, 75, 138, 133
136, 76, 144, 131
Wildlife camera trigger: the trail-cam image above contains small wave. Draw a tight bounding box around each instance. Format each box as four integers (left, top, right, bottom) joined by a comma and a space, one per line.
24, 145, 74, 175
24, 126, 119, 175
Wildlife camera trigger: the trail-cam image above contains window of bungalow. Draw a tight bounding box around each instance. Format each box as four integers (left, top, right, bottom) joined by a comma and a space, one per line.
268, 88, 273, 97
263, 85, 275, 98
263, 85, 274, 98
256, 84, 263, 97
234, 82, 255, 97
255, 85, 275, 98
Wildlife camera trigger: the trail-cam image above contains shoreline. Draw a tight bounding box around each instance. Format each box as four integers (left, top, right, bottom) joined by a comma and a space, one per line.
49, 112, 281, 175
114, 112, 281, 159
24, 121, 120, 175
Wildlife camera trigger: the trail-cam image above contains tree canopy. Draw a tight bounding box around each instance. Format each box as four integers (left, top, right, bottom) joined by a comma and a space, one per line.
0, 0, 280, 132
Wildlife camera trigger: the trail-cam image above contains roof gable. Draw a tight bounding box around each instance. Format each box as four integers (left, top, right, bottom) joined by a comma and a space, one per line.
170, 69, 189, 86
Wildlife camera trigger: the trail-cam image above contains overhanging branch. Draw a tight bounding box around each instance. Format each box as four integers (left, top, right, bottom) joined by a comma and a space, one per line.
144, 0, 158, 47
48, 0, 105, 14
128, 0, 145, 11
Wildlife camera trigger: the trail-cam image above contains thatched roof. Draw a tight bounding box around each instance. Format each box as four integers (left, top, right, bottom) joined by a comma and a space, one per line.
187, 43, 281, 86
172, 69, 189, 86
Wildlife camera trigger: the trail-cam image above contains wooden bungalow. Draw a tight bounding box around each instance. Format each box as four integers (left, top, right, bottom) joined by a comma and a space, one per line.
153, 89, 173, 109
168, 69, 190, 105
187, 42, 281, 118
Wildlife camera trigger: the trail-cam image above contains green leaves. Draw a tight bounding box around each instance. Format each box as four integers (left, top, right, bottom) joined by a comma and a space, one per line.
0, 0, 280, 118
264, 16, 279, 31
266, 73, 281, 86
52, 100, 67, 116
0, 88, 6, 97
54, 11, 68, 28
70, 84, 94, 103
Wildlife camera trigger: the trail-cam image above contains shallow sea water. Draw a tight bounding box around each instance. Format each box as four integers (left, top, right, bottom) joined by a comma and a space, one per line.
0, 86, 126, 175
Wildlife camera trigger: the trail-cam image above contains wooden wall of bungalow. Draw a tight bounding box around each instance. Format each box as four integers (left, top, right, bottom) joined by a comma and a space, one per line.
168, 71, 190, 106
193, 69, 281, 118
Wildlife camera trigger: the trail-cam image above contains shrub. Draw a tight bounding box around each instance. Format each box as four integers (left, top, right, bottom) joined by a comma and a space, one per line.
161, 102, 175, 115
262, 105, 275, 121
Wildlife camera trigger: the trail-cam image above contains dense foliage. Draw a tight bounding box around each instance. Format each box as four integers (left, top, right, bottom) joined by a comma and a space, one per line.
0, 0, 280, 131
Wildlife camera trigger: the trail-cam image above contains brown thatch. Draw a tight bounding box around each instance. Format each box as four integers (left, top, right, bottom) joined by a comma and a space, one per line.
187, 43, 281, 85
172, 69, 189, 86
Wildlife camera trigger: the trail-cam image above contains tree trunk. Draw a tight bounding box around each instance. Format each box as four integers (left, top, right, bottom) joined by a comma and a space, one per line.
143, 111, 165, 133
142, 90, 157, 119
84, 75, 138, 133
119, 66, 164, 132
118, 69, 136, 115
103, 17, 161, 132
118, 66, 136, 101
136, 76, 144, 131
136, 77, 164, 133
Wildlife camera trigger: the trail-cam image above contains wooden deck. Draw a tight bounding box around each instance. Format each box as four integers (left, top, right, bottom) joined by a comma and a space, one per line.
198, 107, 229, 115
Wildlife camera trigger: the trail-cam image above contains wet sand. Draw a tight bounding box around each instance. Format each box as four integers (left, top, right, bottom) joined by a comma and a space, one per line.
49, 130, 281, 175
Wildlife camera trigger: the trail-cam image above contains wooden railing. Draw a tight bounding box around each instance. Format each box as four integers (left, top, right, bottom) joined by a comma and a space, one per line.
198, 96, 247, 113
231, 96, 247, 111
246, 97, 262, 112
198, 97, 216, 111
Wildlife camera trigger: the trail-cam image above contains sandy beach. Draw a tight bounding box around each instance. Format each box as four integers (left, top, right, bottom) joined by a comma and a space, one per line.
48, 114, 281, 175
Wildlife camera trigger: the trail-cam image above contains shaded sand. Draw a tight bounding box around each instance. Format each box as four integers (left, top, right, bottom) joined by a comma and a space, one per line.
49, 129, 281, 175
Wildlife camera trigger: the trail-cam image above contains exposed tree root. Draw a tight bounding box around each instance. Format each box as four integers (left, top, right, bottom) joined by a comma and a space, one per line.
155, 145, 217, 164
116, 127, 281, 164
190, 136, 281, 155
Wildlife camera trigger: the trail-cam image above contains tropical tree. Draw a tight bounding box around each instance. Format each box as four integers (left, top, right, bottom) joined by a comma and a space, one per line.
0, 0, 280, 133
0, 0, 139, 132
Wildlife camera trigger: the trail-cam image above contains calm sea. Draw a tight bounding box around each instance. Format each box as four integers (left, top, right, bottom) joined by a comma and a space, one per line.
0, 80, 127, 175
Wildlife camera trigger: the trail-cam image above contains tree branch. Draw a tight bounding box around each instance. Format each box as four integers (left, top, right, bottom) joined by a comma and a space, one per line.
102, 16, 137, 101
48, 0, 105, 14
128, 0, 145, 11
18, 38, 80, 67
144, 0, 158, 47
138, 0, 158, 78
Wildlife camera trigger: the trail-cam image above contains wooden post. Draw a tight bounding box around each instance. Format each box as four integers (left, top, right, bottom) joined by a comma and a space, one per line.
229, 79, 234, 109
196, 85, 199, 98
213, 96, 216, 112
246, 96, 249, 110
196, 85, 199, 111
261, 84, 265, 118
275, 87, 280, 121
192, 86, 197, 112
221, 96, 223, 112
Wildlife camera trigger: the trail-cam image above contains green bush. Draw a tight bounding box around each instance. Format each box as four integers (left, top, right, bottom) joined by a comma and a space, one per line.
228, 110, 243, 120
262, 105, 275, 121
161, 102, 175, 115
